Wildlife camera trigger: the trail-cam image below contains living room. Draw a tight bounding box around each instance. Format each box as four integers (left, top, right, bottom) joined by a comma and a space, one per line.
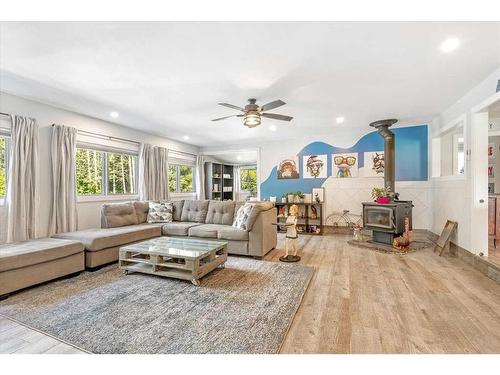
1, 1, 500, 373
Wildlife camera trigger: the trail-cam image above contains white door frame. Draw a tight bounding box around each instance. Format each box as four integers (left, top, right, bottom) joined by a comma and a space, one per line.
470, 91, 500, 256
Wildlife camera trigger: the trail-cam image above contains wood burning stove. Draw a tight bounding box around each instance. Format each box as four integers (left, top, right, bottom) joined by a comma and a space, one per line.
362, 119, 413, 245
362, 201, 412, 245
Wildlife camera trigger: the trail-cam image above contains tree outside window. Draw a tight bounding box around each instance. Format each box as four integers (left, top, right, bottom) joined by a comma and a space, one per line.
75, 148, 137, 196
76, 148, 104, 195
169, 164, 195, 193
169, 165, 177, 193
240, 167, 257, 196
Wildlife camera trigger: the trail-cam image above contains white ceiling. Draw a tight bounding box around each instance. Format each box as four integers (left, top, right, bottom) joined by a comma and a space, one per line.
1, 22, 499, 146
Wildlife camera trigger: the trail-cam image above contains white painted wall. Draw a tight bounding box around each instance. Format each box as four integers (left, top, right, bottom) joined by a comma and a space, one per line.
0, 92, 199, 242
432, 66, 500, 254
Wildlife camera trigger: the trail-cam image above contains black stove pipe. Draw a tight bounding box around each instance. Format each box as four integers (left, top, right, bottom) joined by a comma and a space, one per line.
369, 119, 398, 193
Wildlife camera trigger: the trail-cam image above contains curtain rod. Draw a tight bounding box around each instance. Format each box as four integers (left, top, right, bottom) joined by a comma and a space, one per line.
0, 112, 10, 117
78, 129, 197, 158
76, 129, 140, 146
169, 149, 197, 158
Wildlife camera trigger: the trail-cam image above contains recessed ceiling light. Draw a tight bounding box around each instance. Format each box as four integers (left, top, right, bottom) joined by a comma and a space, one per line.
336, 116, 345, 124
183, 135, 190, 140
269, 125, 277, 131
236, 155, 242, 161
110, 111, 119, 118
440, 37, 460, 53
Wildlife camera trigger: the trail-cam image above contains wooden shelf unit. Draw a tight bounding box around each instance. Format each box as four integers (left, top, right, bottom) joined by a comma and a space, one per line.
205, 162, 234, 200
275, 202, 324, 235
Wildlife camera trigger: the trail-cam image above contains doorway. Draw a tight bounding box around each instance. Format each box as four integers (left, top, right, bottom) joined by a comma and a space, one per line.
200, 148, 260, 202
487, 99, 500, 266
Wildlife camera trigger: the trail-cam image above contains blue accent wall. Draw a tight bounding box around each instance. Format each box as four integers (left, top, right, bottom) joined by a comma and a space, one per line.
261, 125, 428, 199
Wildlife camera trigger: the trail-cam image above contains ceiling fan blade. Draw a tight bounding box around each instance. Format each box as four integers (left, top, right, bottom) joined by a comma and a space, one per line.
262, 113, 293, 122
261, 100, 286, 111
211, 114, 243, 122
218, 103, 245, 111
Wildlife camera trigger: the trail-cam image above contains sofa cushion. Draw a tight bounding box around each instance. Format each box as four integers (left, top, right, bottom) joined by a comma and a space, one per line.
232, 203, 254, 230
188, 224, 226, 239
160, 200, 184, 221
162, 222, 201, 236
246, 201, 275, 231
218, 226, 249, 241
181, 200, 209, 223
0, 238, 84, 272
133, 201, 150, 223
53, 224, 161, 252
147, 202, 173, 223
101, 202, 139, 228
233, 202, 245, 221
205, 201, 236, 225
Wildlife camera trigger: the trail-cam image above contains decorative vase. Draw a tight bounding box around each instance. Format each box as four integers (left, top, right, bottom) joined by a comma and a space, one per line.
287, 194, 294, 203
375, 197, 391, 204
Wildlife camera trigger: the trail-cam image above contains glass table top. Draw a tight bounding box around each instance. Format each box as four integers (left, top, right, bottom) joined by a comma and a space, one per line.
120, 237, 227, 259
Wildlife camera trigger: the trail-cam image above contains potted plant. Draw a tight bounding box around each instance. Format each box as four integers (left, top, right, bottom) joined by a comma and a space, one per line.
287, 192, 294, 203
371, 187, 395, 204
293, 191, 305, 203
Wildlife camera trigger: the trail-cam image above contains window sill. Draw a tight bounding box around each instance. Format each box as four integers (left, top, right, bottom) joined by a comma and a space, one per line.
77, 195, 139, 203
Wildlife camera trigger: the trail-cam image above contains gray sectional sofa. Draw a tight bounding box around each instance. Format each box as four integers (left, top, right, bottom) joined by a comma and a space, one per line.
54, 199, 277, 269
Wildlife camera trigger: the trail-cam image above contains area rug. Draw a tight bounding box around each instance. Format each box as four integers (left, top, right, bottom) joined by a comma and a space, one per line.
0, 257, 314, 354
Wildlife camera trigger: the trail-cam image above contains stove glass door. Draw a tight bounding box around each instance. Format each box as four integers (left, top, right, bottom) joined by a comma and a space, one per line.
365, 206, 394, 230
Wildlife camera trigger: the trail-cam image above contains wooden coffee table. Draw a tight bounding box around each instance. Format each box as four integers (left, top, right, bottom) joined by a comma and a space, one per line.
119, 237, 228, 286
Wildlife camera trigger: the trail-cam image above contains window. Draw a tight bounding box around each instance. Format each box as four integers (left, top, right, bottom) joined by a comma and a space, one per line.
0, 136, 8, 199
107, 152, 137, 195
169, 164, 195, 193
76, 148, 104, 195
240, 166, 257, 197
76, 147, 137, 197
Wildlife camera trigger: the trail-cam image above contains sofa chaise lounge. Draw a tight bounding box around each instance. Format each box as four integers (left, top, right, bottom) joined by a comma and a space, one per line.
0, 238, 85, 299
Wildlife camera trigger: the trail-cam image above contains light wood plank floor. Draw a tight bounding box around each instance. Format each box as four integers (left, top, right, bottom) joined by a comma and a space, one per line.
1, 233, 500, 354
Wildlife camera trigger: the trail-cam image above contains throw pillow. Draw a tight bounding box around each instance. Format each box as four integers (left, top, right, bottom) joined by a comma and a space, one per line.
232, 203, 254, 230
147, 202, 173, 223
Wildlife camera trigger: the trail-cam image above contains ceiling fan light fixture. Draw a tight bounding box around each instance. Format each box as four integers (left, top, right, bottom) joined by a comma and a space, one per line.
243, 110, 261, 128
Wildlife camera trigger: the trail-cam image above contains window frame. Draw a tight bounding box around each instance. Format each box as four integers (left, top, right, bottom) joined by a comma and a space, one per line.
169, 163, 196, 195
76, 146, 139, 202
0, 134, 10, 205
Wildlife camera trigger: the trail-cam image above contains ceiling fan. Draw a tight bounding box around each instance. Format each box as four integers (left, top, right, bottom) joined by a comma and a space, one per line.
212, 98, 293, 128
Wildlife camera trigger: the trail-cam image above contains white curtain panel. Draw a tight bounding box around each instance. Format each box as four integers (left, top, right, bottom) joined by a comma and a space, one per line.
139, 144, 169, 201
234, 166, 241, 202
49, 124, 78, 235
6, 115, 39, 243
196, 155, 205, 200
